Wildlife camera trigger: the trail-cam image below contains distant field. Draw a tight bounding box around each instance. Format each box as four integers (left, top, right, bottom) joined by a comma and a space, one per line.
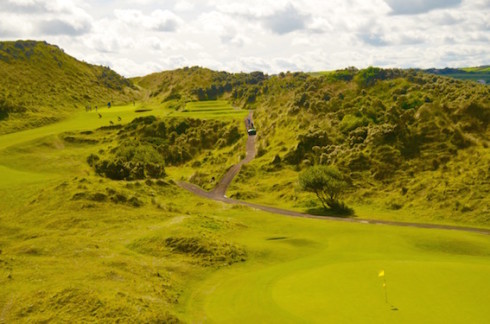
0, 100, 245, 151
440, 72, 489, 83
461, 66, 490, 73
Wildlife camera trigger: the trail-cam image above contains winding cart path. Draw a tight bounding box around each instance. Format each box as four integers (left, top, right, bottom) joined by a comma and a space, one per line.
178, 112, 490, 236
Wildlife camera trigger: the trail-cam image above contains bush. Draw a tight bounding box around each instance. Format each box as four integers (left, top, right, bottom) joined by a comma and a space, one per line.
299, 165, 351, 214
93, 142, 166, 180
355, 67, 386, 87
340, 114, 368, 133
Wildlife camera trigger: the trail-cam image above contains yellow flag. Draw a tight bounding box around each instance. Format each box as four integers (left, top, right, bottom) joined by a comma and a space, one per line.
378, 270, 385, 277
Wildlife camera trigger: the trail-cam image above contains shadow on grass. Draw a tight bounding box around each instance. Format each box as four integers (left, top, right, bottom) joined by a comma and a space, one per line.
306, 206, 355, 218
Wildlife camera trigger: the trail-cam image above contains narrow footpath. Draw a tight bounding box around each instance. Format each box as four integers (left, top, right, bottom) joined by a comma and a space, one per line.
178, 112, 490, 236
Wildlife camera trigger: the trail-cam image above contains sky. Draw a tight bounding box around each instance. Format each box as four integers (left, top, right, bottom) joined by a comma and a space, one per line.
0, 0, 488, 77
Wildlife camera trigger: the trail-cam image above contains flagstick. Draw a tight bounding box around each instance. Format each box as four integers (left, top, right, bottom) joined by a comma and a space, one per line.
383, 277, 388, 304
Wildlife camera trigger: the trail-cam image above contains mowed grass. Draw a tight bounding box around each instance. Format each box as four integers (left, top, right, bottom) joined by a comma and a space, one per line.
182, 210, 490, 323
0, 102, 166, 151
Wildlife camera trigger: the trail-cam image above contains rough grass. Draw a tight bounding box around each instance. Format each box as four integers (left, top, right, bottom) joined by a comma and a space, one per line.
226, 71, 489, 227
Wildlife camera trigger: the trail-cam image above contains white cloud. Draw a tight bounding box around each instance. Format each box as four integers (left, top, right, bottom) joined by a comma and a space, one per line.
114, 9, 183, 32
174, 0, 194, 12
261, 4, 308, 35
0, 0, 93, 36
145, 36, 201, 51
238, 56, 272, 72
208, 0, 290, 17
150, 9, 183, 32
0, 0, 488, 76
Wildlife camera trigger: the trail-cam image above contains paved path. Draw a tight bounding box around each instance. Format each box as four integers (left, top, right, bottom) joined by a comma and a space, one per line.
209, 111, 256, 197
178, 112, 490, 236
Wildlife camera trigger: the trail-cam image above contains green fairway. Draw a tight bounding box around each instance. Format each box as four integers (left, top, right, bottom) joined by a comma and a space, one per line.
0, 103, 163, 151
0, 100, 243, 152
183, 212, 490, 323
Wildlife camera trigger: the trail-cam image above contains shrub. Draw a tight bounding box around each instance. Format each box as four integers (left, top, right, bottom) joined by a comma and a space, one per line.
340, 114, 368, 133
299, 165, 351, 214
94, 142, 166, 180
355, 67, 386, 87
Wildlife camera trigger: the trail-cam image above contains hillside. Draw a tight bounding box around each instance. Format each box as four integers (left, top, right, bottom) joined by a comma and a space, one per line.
140, 67, 489, 225
0, 40, 139, 134
134, 66, 267, 110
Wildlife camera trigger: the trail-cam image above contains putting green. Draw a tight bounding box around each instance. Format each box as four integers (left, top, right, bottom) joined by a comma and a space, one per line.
183, 213, 490, 323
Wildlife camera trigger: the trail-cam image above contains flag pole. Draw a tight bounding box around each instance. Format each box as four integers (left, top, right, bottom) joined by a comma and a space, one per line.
383, 277, 388, 304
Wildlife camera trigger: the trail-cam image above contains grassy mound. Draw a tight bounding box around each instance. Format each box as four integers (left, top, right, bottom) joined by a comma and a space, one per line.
129, 234, 246, 267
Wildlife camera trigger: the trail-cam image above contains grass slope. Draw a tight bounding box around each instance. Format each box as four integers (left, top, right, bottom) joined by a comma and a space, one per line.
132, 66, 489, 226
225, 69, 489, 226
0, 40, 139, 134
0, 99, 248, 322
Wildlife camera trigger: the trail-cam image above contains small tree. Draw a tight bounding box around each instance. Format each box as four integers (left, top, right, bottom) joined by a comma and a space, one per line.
299, 165, 350, 212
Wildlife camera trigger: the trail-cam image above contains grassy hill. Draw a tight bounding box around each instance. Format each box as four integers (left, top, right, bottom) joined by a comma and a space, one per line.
0, 40, 139, 134
0, 92, 489, 323
231, 68, 489, 225
133, 66, 268, 110
136, 66, 489, 225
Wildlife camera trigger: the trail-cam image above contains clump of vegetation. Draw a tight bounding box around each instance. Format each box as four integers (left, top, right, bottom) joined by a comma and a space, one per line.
89, 142, 166, 181
135, 66, 268, 109
88, 115, 243, 180
299, 165, 353, 215
165, 236, 246, 265
129, 234, 246, 266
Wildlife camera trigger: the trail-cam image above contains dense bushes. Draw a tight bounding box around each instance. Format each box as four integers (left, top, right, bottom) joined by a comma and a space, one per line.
90, 143, 166, 181
264, 70, 488, 184
89, 116, 242, 180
